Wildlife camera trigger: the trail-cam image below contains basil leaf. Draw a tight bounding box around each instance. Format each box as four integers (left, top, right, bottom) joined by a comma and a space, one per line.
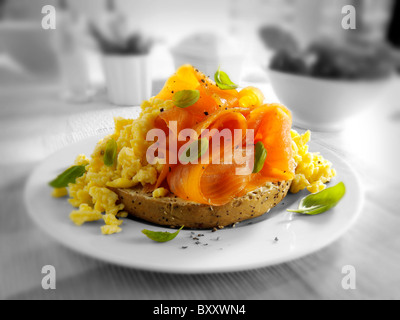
104, 139, 118, 167
287, 182, 346, 215
142, 226, 184, 243
253, 141, 267, 173
173, 90, 200, 108
179, 138, 209, 164
49, 165, 86, 188
214, 68, 239, 90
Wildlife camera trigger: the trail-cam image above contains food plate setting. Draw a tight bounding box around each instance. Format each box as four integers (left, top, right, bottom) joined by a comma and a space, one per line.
3, 0, 399, 302
25, 131, 363, 274
24, 65, 365, 274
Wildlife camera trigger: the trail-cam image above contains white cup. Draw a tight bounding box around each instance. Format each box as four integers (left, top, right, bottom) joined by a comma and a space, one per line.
103, 55, 152, 106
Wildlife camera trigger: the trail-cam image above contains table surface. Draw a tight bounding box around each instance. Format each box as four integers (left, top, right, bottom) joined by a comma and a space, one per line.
1, 64, 400, 300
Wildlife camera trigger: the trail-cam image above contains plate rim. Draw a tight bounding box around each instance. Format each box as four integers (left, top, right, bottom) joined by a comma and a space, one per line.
24, 135, 365, 274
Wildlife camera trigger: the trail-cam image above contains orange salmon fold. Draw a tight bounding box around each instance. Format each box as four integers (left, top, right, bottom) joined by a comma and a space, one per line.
153, 65, 294, 206
165, 104, 294, 206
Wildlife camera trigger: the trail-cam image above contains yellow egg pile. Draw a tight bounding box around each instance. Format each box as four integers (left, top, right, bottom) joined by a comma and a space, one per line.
290, 130, 336, 194
66, 98, 173, 234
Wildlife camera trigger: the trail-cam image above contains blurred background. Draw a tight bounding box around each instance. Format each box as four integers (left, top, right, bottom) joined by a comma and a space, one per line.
0, 0, 398, 159
0, 0, 398, 93
1, 0, 400, 300
0, 0, 398, 156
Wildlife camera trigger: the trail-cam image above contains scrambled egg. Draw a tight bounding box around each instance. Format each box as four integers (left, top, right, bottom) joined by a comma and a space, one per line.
66, 98, 173, 234
103, 213, 123, 226
69, 204, 103, 226
290, 130, 336, 194
52, 187, 68, 198
101, 225, 122, 235
152, 187, 169, 198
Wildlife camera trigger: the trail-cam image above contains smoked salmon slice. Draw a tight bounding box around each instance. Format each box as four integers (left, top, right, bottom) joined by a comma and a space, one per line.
156, 64, 239, 119
152, 65, 294, 205
166, 104, 294, 206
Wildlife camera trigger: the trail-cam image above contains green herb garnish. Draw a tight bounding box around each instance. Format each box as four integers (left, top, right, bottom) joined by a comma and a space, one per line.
253, 141, 267, 174
287, 182, 346, 215
179, 138, 209, 164
103, 139, 118, 167
214, 68, 239, 90
49, 165, 86, 188
173, 90, 200, 108
142, 226, 184, 243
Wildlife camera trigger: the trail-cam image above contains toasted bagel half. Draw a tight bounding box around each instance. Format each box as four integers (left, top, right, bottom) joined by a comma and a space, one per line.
110, 180, 292, 229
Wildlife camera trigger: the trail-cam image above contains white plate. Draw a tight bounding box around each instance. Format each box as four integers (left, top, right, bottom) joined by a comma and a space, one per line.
24, 135, 364, 274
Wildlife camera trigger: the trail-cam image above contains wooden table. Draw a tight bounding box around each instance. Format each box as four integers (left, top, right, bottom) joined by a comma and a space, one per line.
1, 69, 399, 300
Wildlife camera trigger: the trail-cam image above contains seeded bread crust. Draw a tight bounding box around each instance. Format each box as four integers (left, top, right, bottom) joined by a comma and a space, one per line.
110, 180, 292, 229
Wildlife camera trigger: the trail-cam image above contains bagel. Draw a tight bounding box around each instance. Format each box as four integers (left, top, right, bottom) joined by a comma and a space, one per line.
110, 180, 292, 229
